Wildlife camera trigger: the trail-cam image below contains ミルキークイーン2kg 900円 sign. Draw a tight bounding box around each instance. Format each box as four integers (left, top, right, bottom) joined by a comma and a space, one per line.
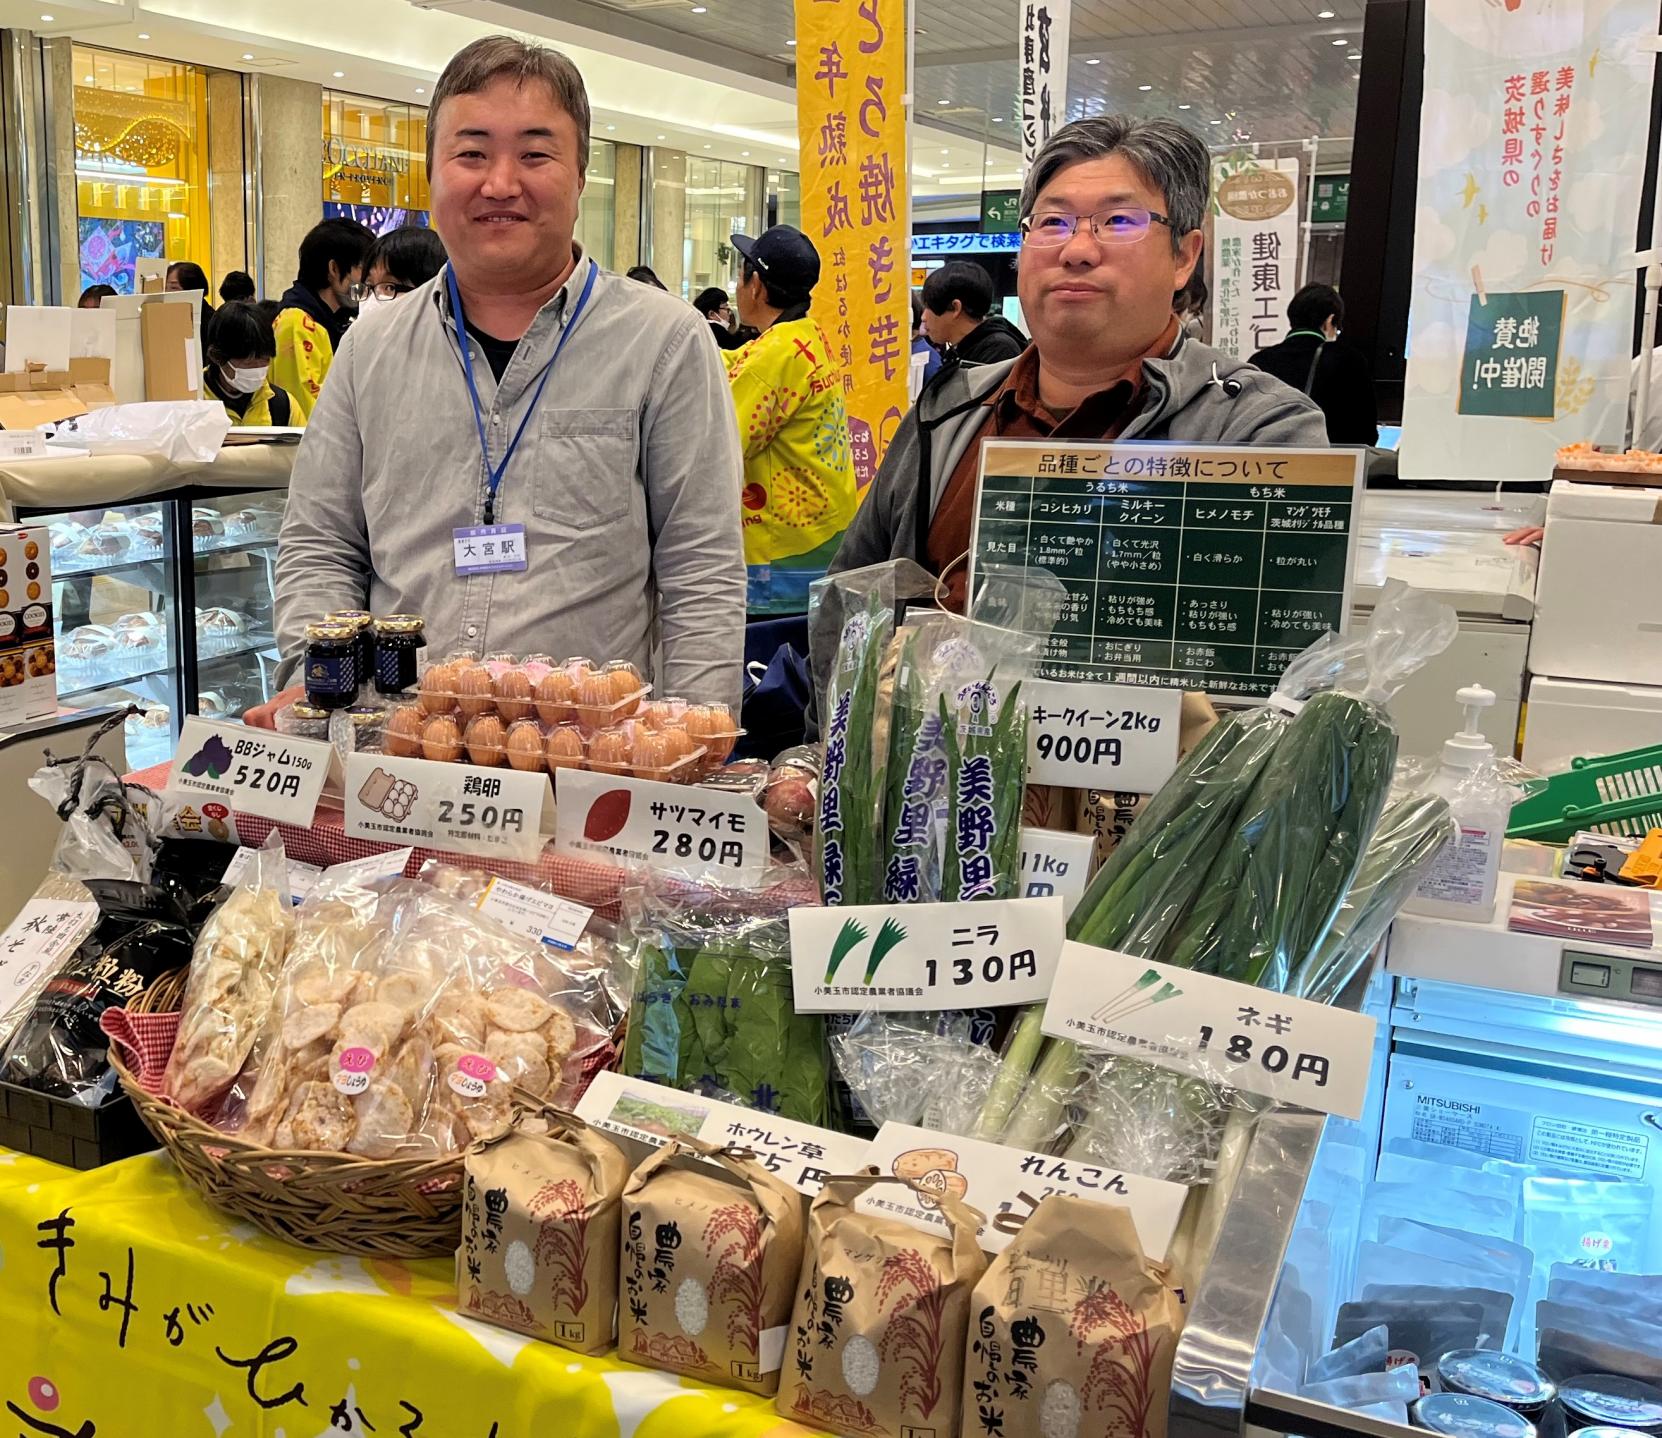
970, 441, 1364, 700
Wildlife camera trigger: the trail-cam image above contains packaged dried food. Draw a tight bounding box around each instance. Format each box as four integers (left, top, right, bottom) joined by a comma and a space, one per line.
163, 837, 295, 1116
619, 1138, 806, 1394
459, 1106, 629, 1353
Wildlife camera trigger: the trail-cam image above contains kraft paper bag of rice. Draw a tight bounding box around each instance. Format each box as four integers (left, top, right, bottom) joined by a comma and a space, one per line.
778, 1173, 987, 1438
961, 1195, 1187, 1438
619, 1138, 806, 1395
458, 1106, 628, 1354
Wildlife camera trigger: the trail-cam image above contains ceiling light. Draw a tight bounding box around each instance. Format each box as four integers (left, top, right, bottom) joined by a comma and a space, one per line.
703, 143, 711, 149
691, 5, 707, 11
83, 74, 93, 82
333, 70, 345, 78
137, 32, 149, 39
1084, 57, 1100, 65
606, 124, 615, 131
1317, 8, 1335, 16
1209, 118, 1223, 125
1348, 50, 1361, 59
656, 133, 666, 140
740, 150, 749, 156
937, 98, 950, 105
786, 38, 796, 45
991, 115, 1004, 122
1138, 83, 1152, 91
1331, 38, 1347, 45
1178, 102, 1192, 109
415, 87, 425, 95
242, 53, 254, 60
39, 14, 53, 22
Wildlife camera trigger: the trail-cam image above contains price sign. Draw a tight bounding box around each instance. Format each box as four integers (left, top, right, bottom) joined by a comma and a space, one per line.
554, 768, 768, 886
0, 898, 99, 1015
476, 877, 592, 951
165, 718, 332, 825
860, 1122, 1188, 1257
1024, 679, 1182, 791
1017, 826, 1097, 916
343, 753, 547, 862
789, 897, 1064, 1013
1040, 941, 1376, 1119
577, 1072, 870, 1197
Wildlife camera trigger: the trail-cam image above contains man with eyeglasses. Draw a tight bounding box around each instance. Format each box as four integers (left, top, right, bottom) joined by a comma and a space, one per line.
826, 115, 1328, 615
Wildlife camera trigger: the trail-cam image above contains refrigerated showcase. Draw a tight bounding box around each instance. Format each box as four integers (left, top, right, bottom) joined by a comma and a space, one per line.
1170, 874, 1662, 1438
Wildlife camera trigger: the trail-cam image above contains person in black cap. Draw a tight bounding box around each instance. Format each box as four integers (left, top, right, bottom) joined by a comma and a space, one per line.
723, 225, 859, 615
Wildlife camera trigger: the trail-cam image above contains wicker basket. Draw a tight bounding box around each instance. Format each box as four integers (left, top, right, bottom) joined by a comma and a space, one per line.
109, 970, 465, 1259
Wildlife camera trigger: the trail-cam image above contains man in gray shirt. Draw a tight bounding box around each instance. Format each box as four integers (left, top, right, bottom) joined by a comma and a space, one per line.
253, 35, 745, 722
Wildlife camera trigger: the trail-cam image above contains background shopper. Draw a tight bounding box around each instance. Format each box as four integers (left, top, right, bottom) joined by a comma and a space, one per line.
694, 285, 744, 350
202, 301, 298, 427
271, 216, 374, 422
355, 226, 449, 312
165, 260, 215, 332
919, 261, 1027, 365
1250, 282, 1378, 446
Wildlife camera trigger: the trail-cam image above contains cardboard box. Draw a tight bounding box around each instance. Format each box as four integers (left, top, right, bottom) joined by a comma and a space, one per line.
68, 356, 115, 408
0, 526, 56, 726
0, 364, 86, 429
141, 300, 198, 401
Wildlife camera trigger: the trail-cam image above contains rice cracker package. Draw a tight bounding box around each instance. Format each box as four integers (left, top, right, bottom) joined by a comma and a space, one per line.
619, 1138, 805, 1395
458, 1106, 628, 1354
961, 1195, 1186, 1438
780, 1173, 987, 1438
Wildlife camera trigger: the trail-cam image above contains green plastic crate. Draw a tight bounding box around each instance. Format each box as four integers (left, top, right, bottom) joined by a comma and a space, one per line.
1508, 742, 1662, 842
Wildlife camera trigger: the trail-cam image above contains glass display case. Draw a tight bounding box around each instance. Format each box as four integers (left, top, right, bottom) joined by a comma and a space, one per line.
31, 486, 286, 770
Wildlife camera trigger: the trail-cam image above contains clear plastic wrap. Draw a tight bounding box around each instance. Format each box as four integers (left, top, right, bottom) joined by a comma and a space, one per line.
163, 835, 296, 1116
54, 399, 231, 463
828, 1010, 1002, 1133
1060, 1051, 1236, 1185
0, 873, 100, 1056
620, 874, 829, 1126
762, 743, 819, 852
29, 716, 164, 882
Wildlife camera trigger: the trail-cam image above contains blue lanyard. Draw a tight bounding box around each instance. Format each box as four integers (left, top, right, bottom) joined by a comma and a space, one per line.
447, 258, 598, 525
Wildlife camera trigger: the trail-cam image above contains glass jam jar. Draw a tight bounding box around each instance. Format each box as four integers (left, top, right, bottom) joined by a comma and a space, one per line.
373, 614, 426, 695
303, 621, 359, 710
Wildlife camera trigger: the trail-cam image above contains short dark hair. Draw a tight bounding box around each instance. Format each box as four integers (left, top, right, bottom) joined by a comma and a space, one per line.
206, 301, 277, 364
77, 284, 116, 307
626, 265, 667, 290
218, 270, 256, 302
1288, 282, 1344, 331
911, 291, 924, 328
921, 262, 993, 321
364, 225, 448, 289
1020, 115, 1208, 257
692, 286, 730, 317
428, 35, 591, 176
167, 261, 210, 294
254, 299, 282, 329
297, 217, 374, 292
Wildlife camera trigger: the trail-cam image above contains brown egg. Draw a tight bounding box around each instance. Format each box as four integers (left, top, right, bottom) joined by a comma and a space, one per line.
385, 704, 425, 758
659, 721, 699, 767
534, 668, 575, 725
464, 714, 505, 766
544, 723, 586, 772
682, 703, 738, 766
575, 671, 617, 734
494, 666, 534, 724
454, 663, 495, 719
632, 728, 672, 780
418, 661, 459, 715
586, 724, 633, 774
506, 720, 545, 772
604, 661, 644, 716
421, 713, 463, 763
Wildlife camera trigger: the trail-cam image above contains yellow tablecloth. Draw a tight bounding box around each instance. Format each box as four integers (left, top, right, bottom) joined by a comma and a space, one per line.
0, 1146, 816, 1437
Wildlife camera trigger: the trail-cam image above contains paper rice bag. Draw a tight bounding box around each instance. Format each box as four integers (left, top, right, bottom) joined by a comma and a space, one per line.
961, 1195, 1186, 1438
458, 1106, 628, 1354
619, 1138, 806, 1395
779, 1172, 987, 1438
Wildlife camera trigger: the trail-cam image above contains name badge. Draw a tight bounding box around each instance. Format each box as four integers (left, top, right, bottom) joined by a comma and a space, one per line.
453, 523, 528, 575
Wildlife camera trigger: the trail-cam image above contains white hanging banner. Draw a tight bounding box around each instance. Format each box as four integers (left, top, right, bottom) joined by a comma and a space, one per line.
1209, 156, 1302, 361
1401, 0, 1656, 482
1019, 1, 1071, 172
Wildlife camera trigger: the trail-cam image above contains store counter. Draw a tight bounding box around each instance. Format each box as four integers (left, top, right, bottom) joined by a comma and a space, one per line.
0, 442, 293, 520
0, 1145, 809, 1437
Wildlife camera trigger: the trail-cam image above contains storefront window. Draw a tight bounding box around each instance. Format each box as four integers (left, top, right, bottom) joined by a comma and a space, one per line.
769, 169, 801, 230
578, 139, 617, 270
322, 90, 430, 233
681, 155, 765, 301
72, 46, 211, 296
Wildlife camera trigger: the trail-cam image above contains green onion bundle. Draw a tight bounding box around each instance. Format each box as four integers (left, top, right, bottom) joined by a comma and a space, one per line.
818, 589, 892, 907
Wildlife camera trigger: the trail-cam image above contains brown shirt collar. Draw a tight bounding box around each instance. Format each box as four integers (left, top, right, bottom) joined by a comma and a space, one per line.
989, 314, 1182, 436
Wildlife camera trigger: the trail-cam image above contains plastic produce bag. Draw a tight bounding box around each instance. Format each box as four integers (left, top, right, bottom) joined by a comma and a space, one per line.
29, 710, 164, 882
0, 873, 101, 1056
54, 400, 231, 463
1363, 1180, 1519, 1245
1306, 1324, 1389, 1385
164, 835, 295, 1117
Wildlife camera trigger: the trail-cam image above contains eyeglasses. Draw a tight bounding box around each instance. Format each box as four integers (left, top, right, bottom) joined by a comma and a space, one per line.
349, 281, 414, 303
1020, 206, 1177, 247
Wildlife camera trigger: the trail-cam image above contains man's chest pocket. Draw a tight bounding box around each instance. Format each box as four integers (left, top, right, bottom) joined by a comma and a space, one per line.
533, 409, 639, 531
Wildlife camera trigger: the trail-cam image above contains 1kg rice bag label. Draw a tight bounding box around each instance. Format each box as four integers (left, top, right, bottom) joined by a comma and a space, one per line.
166, 717, 332, 825
789, 897, 1065, 1012
1024, 679, 1182, 791
343, 752, 546, 862
1041, 941, 1376, 1118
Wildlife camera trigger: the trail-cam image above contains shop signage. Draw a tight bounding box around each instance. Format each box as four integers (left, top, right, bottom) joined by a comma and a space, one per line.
789, 896, 1065, 1012
1041, 941, 1377, 1119
970, 440, 1363, 699
1023, 678, 1182, 791
1016, 825, 1096, 915
1018, 1, 1072, 171
981, 190, 1022, 233
321, 136, 411, 180
912, 231, 1022, 256
1401, 0, 1655, 481
1312, 173, 1350, 224
474, 875, 591, 951
794, 0, 908, 494
165, 717, 332, 826
1210, 156, 1301, 357
342, 753, 546, 862
577, 1072, 870, 1196
553, 768, 768, 884
860, 1122, 1187, 1256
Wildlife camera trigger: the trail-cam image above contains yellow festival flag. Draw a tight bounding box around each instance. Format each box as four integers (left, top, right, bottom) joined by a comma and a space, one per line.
794, 0, 910, 493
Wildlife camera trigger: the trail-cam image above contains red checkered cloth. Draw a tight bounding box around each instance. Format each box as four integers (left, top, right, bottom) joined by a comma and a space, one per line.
127, 761, 822, 921
100, 1006, 180, 1096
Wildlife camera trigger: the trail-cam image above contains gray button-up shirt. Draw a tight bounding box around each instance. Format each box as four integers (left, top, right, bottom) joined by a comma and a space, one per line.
275, 254, 746, 706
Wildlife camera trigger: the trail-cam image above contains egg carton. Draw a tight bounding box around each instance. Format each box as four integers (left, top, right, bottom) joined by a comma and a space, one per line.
411, 653, 650, 738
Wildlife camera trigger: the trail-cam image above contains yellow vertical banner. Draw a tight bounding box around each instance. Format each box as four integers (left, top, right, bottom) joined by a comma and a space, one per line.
794, 0, 910, 493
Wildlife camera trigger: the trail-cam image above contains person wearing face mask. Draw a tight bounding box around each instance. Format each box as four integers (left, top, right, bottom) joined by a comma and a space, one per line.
271, 217, 374, 422
203, 302, 298, 427
353, 225, 449, 315
1250, 283, 1378, 446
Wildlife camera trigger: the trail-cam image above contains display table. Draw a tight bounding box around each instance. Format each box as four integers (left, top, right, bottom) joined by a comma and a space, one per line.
0, 1145, 815, 1436
0, 443, 293, 520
